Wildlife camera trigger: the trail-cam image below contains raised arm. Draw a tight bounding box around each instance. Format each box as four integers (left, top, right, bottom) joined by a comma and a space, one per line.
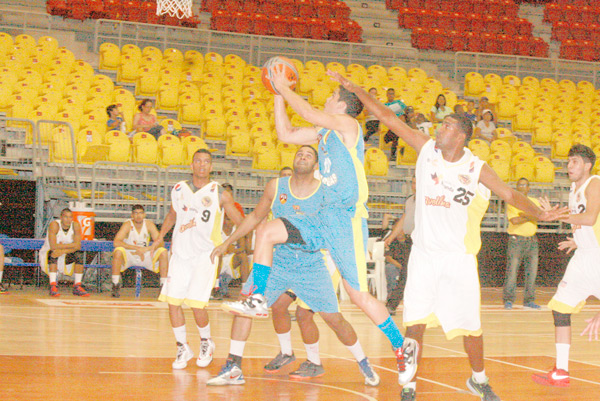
274, 95, 319, 145
328, 70, 429, 152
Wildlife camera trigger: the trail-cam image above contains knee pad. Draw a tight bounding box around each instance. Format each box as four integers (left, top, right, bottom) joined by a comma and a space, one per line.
553, 310, 571, 327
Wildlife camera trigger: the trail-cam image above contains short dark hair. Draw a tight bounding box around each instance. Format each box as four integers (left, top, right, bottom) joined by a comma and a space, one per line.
368, 87, 377, 92
298, 145, 318, 161
569, 144, 596, 171
193, 148, 212, 159
517, 177, 529, 185
132, 204, 144, 212
338, 86, 363, 118
386, 88, 395, 93
447, 113, 474, 144
61, 208, 72, 216
222, 183, 233, 191
138, 99, 153, 112
280, 166, 293, 174
106, 104, 117, 117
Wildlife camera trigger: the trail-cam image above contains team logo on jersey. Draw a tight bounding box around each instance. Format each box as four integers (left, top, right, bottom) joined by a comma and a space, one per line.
576, 193, 581, 202
180, 218, 196, 233
458, 174, 471, 185
174, 183, 181, 191
431, 172, 440, 185
469, 161, 475, 173
202, 196, 212, 207
424, 195, 451, 208
280, 193, 287, 204
211, 183, 217, 192
182, 205, 188, 211
293, 205, 301, 211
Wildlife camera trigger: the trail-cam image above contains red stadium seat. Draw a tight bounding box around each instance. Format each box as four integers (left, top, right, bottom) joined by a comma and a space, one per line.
571, 23, 589, 41
259, 0, 278, 15
308, 18, 328, 40
315, 0, 333, 19
271, 15, 291, 37
332, 1, 351, 20
211, 10, 234, 31
449, 30, 466, 51
242, 0, 259, 13
290, 17, 311, 38
233, 12, 253, 34
465, 32, 483, 53
297, 0, 314, 18
278, 0, 297, 16
543, 3, 562, 23
253, 13, 270, 35
346, 20, 362, 43
46, 0, 69, 17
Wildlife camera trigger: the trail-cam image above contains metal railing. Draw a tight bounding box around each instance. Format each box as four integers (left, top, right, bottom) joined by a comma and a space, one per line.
0, 8, 59, 34
453, 52, 600, 88
93, 18, 421, 68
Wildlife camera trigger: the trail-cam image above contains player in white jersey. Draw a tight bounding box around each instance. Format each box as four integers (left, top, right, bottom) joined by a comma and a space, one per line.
533, 144, 600, 387
110, 204, 168, 298
330, 71, 567, 401
39, 208, 89, 297
150, 149, 243, 370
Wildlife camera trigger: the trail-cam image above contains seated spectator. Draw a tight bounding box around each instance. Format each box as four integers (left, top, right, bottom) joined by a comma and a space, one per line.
279, 166, 293, 177
474, 109, 497, 143
430, 94, 453, 124
476, 96, 496, 120
404, 106, 417, 129
106, 104, 125, 132
383, 88, 407, 161
363, 87, 380, 143
133, 99, 165, 139
0, 243, 6, 294
465, 100, 477, 123
415, 113, 433, 136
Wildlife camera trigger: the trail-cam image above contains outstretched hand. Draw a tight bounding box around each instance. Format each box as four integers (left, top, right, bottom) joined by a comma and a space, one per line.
581, 312, 600, 341
271, 64, 296, 93
210, 243, 227, 264
538, 204, 570, 222
558, 236, 577, 254
326, 70, 358, 93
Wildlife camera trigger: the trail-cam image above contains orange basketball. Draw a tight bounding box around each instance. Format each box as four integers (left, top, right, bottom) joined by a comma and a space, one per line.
261, 56, 298, 95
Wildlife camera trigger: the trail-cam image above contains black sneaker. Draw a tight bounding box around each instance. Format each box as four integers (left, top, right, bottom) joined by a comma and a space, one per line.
401, 387, 416, 401
467, 377, 501, 401
210, 288, 223, 300
112, 282, 121, 298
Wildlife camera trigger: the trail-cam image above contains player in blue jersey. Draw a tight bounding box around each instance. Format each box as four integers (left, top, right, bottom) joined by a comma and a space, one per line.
208, 146, 380, 386
212, 67, 418, 385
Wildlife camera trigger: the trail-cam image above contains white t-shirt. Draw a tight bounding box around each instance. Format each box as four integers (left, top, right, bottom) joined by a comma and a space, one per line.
570, 175, 600, 250
476, 120, 496, 142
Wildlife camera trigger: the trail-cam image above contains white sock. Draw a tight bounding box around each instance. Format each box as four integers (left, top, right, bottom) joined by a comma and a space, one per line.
160, 277, 167, 286
214, 278, 220, 289
74, 273, 83, 285
404, 382, 416, 391
172, 325, 187, 344
230, 339, 246, 357
277, 331, 293, 355
112, 275, 120, 285
198, 323, 211, 340
49, 272, 57, 284
0, 270, 3, 282
472, 369, 487, 384
304, 342, 320, 365
346, 340, 366, 362
556, 343, 570, 371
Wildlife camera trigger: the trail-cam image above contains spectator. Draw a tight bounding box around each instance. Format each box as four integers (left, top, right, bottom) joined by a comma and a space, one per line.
106, 104, 125, 132
133, 99, 165, 139
383, 175, 416, 315
465, 100, 477, 123
218, 212, 249, 297
454, 104, 465, 116
474, 109, 497, 143
363, 87, 380, 143
279, 167, 293, 177
476, 96, 495, 120
503, 178, 541, 310
222, 183, 245, 218
404, 106, 417, 129
415, 113, 433, 137
383, 88, 407, 161
430, 94, 453, 124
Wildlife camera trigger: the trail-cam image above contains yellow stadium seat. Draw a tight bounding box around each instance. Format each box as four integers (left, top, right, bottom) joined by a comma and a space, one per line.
521, 76, 540, 90
49, 126, 75, 163
396, 138, 417, 165
552, 137, 572, 159
132, 132, 158, 164
532, 124, 552, 145
182, 136, 209, 164
512, 107, 533, 131
104, 130, 131, 162
490, 140, 512, 162
156, 84, 179, 111
488, 154, 510, 181
484, 73, 502, 92
0, 32, 13, 51
117, 54, 140, 83
511, 156, 535, 182
495, 95, 516, 120
464, 72, 485, 97
204, 52, 223, 64
277, 142, 297, 170
203, 114, 227, 140
14, 34, 36, 55
99, 42, 120, 70
533, 156, 555, 183
157, 134, 184, 166
495, 128, 516, 144
77, 129, 109, 164
135, 68, 160, 96
305, 59, 326, 75
176, 101, 201, 125
80, 110, 108, 132
121, 44, 142, 60
159, 118, 183, 135
468, 139, 491, 161
387, 66, 407, 83
226, 131, 252, 156
365, 147, 389, 176
326, 61, 346, 75
252, 139, 278, 170
503, 75, 521, 87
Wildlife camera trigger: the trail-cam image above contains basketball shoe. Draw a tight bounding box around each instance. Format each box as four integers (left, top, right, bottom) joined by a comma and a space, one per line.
358, 357, 380, 386
289, 361, 325, 380
111, 282, 121, 298
396, 338, 419, 385
532, 367, 570, 387
73, 283, 90, 297
49, 282, 60, 297
264, 352, 296, 373
0, 283, 8, 294
221, 294, 269, 318
196, 338, 215, 367
401, 387, 416, 401
207, 360, 245, 386
172, 342, 193, 369
467, 377, 501, 400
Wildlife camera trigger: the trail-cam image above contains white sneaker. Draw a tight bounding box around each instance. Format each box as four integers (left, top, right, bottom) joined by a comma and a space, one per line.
221, 294, 269, 319
196, 338, 215, 367
397, 337, 419, 385
172, 342, 194, 369
207, 360, 246, 386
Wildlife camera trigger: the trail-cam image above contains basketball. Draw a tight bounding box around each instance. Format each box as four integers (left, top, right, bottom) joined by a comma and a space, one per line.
261, 56, 298, 95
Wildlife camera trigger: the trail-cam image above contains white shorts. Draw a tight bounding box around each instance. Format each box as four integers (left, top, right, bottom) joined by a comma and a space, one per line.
403, 245, 482, 340
220, 254, 242, 279
548, 248, 600, 314
158, 251, 218, 309
114, 247, 166, 273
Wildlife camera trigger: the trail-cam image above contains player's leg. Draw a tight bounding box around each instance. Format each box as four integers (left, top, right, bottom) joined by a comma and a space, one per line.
0, 244, 6, 294
523, 238, 540, 308
168, 303, 194, 369
288, 306, 325, 380
191, 306, 215, 367
111, 248, 126, 297
233, 251, 249, 283
401, 324, 425, 400
157, 248, 168, 287
503, 236, 522, 309
71, 251, 89, 296
207, 315, 252, 385
264, 292, 296, 373
47, 252, 60, 297
463, 334, 501, 401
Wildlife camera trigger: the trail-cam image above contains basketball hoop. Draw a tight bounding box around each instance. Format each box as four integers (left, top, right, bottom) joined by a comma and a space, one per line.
156, 0, 193, 19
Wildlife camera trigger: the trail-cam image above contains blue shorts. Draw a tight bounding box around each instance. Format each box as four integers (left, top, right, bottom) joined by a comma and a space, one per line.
283, 206, 368, 292
263, 246, 339, 313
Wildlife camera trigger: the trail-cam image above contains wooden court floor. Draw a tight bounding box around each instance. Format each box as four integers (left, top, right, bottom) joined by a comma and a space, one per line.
1, 286, 600, 401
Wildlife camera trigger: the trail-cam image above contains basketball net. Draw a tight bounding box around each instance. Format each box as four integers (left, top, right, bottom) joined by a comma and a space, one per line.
156, 0, 192, 19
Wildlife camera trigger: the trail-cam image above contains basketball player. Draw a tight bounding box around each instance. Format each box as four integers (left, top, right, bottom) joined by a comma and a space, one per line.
39, 208, 89, 297
328, 71, 567, 401
151, 149, 243, 370
110, 204, 168, 298
532, 144, 600, 387
214, 67, 415, 386
208, 146, 379, 386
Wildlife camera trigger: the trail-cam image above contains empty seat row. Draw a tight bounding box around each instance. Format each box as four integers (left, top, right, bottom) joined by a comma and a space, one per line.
387, 0, 519, 18
203, 0, 351, 20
